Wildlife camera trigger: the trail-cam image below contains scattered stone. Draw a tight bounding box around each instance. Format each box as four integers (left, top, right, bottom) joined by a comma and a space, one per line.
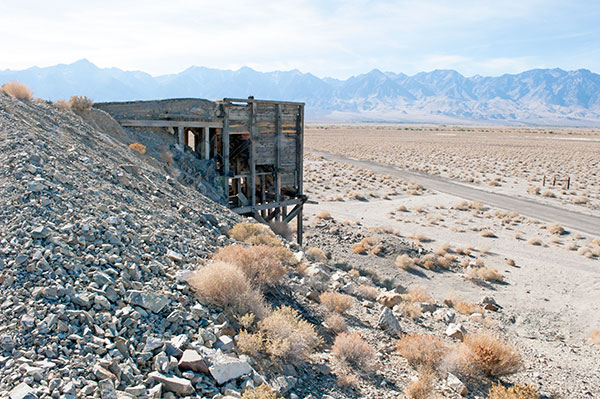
148, 372, 194, 395
378, 306, 402, 335
447, 373, 467, 396
99, 378, 118, 399
125, 290, 170, 313
9, 382, 37, 399
446, 323, 466, 340
481, 296, 501, 311
376, 292, 402, 308
166, 249, 183, 262
178, 349, 209, 373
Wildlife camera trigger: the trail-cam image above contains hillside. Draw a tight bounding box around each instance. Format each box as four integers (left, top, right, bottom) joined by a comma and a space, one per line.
2, 60, 600, 125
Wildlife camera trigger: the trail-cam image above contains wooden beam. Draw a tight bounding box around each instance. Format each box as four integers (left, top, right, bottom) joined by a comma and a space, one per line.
202, 127, 210, 159
297, 207, 303, 246
223, 98, 305, 106
223, 105, 230, 195
274, 104, 282, 220
282, 204, 302, 224
118, 119, 222, 128
177, 126, 185, 148
231, 198, 303, 214
249, 102, 257, 208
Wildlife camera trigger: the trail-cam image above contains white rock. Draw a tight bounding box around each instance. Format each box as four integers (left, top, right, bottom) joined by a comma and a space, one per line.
148, 372, 194, 395
447, 373, 467, 396
378, 307, 402, 335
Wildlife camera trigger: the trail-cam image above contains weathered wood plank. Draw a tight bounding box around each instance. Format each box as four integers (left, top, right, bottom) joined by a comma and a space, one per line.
118, 119, 223, 128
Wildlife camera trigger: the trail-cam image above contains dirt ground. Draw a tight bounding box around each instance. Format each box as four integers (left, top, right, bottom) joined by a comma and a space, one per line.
298, 127, 600, 398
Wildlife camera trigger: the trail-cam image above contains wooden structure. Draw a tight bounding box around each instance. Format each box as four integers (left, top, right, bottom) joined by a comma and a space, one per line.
95, 97, 306, 244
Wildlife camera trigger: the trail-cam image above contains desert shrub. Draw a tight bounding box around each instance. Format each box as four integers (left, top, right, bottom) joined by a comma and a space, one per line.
229, 222, 283, 247
357, 284, 379, 300
269, 221, 292, 239
462, 333, 522, 377
305, 246, 327, 261
547, 223, 565, 235
189, 261, 267, 318
572, 196, 588, 204
352, 243, 367, 255
409, 232, 433, 243
332, 332, 376, 372
506, 258, 516, 266
315, 211, 332, 220
465, 266, 503, 282
488, 382, 540, 399
527, 237, 543, 246
435, 256, 450, 269
405, 367, 434, 399
1, 81, 32, 100
325, 313, 347, 333
259, 306, 321, 364
590, 329, 600, 345
68, 95, 93, 113
446, 298, 483, 315
396, 254, 415, 270
336, 372, 359, 389
480, 230, 496, 238
237, 313, 256, 329
396, 334, 448, 370
213, 244, 288, 285
541, 190, 555, 198
398, 302, 423, 319
54, 99, 70, 110
237, 330, 264, 357
397, 204, 408, 212
526, 186, 540, 195
129, 142, 146, 154
402, 286, 434, 303
242, 384, 280, 399
320, 292, 354, 313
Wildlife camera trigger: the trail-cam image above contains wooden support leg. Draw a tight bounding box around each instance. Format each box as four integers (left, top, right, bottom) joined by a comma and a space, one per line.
297, 207, 303, 246
202, 127, 210, 159
177, 126, 185, 149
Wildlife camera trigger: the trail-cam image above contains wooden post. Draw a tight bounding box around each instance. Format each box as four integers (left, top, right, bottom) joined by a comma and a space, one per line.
249, 102, 257, 209
542, 176, 546, 186
553, 176, 556, 186
296, 104, 304, 245
203, 127, 210, 159
275, 104, 282, 221
566, 176, 570, 189
177, 126, 185, 149
223, 105, 230, 196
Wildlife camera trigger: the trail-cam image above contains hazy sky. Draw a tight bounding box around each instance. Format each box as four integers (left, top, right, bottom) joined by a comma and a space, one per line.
1, 0, 599, 78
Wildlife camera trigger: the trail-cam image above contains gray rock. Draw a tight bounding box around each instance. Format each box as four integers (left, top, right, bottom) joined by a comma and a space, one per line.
99, 379, 118, 399
208, 354, 253, 385
148, 372, 194, 395
447, 373, 467, 396
166, 249, 183, 262
446, 323, 466, 340
272, 375, 297, 394
378, 307, 401, 335
31, 226, 51, 239
178, 349, 209, 373
125, 290, 170, 313
216, 335, 234, 351
144, 337, 164, 353
9, 382, 37, 399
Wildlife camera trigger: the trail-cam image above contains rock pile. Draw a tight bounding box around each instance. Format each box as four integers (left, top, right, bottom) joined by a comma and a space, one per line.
0, 95, 268, 398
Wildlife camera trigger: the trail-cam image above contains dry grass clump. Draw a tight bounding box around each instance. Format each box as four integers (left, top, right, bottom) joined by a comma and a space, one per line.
546, 223, 565, 235
357, 284, 379, 300
238, 306, 321, 365
446, 298, 483, 315
315, 211, 333, 220
398, 302, 423, 319
189, 261, 267, 318
305, 246, 327, 261
352, 243, 367, 255
402, 286, 434, 303
526, 186, 540, 195
396, 254, 416, 270
129, 142, 146, 154
488, 383, 540, 399
213, 244, 287, 285
332, 332, 376, 373
241, 384, 280, 399
68, 95, 93, 113
54, 99, 70, 110
462, 333, 522, 377
409, 232, 433, 243
465, 266, 503, 282
325, 313, 347, 333
480, 230, 497, 238
590, 329, 600, 345
527, 237, 543, 246
405, 368, 434, 399
229, 222, 283, 247
572, 196, 588, 204
1, 81, 33, 100
320, 292, 354, 313
506, 258, 516, 266
352, 236, 384, 256
396, 334, 448, 370
541, 190, 556, 198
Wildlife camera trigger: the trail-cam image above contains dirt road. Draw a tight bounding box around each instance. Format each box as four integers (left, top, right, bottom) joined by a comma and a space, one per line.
309, 149, 600, 237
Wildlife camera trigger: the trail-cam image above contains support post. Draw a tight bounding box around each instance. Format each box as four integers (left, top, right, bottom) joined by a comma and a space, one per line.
275, 104, 282, 221
249, 102, 257, 208
296, 104, 305, 246
177, 126, 185, 149
297, 208, 303, 246
203, 127, 210, 159
223, 105, 230, 196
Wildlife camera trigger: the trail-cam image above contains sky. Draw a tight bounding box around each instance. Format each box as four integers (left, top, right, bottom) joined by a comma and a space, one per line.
1, 0, 599, 79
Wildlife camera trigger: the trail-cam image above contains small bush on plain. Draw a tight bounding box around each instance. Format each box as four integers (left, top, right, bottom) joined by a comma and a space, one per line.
325, 313, 347, 333
213, 244, 288, 285
396, 334, 448, 370
241, 384, 280, 399
488, 382, 540, 399
462, 332, 522, 377
229, 222, 283, 247
405, 367, 434, 399
305, 246, 327, 261
69, 95, 94, 113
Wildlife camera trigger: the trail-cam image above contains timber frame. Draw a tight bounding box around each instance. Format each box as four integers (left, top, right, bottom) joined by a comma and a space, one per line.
95, 97, 306, 245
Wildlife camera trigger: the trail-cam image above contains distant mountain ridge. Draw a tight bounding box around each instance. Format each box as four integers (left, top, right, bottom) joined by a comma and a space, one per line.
2, 59, 600, 126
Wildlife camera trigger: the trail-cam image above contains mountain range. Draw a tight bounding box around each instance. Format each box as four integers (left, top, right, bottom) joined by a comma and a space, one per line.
2, 59, 600, 126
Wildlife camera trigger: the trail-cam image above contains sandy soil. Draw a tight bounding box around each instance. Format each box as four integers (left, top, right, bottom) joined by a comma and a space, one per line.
300, 143, 600, 398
